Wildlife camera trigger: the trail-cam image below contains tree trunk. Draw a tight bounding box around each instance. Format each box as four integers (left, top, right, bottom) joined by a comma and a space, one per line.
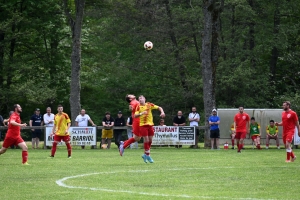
248, 0, 255, 68
64, 0, 85, 125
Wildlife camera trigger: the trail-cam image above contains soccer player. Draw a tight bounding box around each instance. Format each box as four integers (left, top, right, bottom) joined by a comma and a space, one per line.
266, 120, 280, 149
134, 95, 165, 163
119, 94, 141, 156
233, 106, 250, 153
0, 104, 29, 165
50, 105, 72, 158
275, 101, 300, 162
249, 117, 261, 149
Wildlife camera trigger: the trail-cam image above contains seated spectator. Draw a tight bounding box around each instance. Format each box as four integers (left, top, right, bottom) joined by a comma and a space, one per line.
101, 112, 114, 149
173, 111, 186, 148
126, 116, 138, 149
266, 120, 280, 149
249, 117, 261, 150
159, 118, 166, 126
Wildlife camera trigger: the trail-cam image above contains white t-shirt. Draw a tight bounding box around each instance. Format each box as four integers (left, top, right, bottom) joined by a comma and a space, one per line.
75, 114, 91, 127
43, 113, 55, 127
189, 112, 200, 126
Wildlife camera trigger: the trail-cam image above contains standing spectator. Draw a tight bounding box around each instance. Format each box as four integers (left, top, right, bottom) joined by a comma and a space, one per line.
114, 111, 125, 149
50, 105, 72, 158
275, 101, 300, 162
102, 112, 114, 149
233, 106, 250, 153
249, 117, 261, 149
173, 110, 186, 148
188, 107, 200, 148
134, 95, 165, 163
43, 107, 55, 127
209, 109, 220, 149
266, 120, 280, 149
29, 108, 43, 149
75, 109, 96, 149
126, 116, 138, 149
0, 104, 29, 165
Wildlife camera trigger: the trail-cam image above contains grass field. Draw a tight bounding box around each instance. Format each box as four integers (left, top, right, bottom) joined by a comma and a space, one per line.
0, 144, 299, 200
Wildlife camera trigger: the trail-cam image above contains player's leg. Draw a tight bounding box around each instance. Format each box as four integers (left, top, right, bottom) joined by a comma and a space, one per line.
18, 141, 29, 164
144, 126, 154, 163
266, 135, 270, 149
256, 136, 261, 149
123, 123, 140, 149
231, 133, 235, 149
286, 134, 296, 162
51, 135, 61, 157
63, 136, 72, 158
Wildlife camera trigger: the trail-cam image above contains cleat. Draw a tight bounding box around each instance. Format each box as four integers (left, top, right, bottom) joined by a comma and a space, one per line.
292, 156, 297, 162
48, 155, 54, 158
277, 146, 280, 149
266, 147, 268, 149
141, 154, 147, 163
237, 151, 241, 153
68, 156, 72, 158
119, 141, 124, 156
22, 162, 30, 165
285, 159, 291, 163
231, 146, 234, 149
146, 155, 154, 163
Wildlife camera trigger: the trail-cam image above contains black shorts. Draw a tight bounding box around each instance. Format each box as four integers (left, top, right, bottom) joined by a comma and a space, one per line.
32, 130, 42, 138
210, 129, 220, 139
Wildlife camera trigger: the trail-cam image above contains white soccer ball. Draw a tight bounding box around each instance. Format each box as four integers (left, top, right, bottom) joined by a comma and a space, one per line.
144, 41, 153, 50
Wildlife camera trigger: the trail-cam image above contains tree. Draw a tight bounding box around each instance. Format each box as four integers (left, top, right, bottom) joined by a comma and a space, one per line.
63, 0, 85, 125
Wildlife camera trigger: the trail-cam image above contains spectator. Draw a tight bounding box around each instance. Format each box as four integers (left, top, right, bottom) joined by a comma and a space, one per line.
43, 107, 55, 127
159, 118, 166, 126
114, 111, 125, 149
75, 109, 96, 149
126, 116, 138, 149
233, 106, 250, 153
188, 107, 200, 148
209, 109, 220, 150
266, 120, 280, 149
173, 110, 186, 148
29, 108, 43, 149
249, 117, 261, 150
102, 112, 114, 149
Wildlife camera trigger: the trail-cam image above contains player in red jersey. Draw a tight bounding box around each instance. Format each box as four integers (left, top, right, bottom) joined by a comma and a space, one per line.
233, 106, 250, 153
119, 94, 141, 156
0, 104, 29, 165
275, 101, 300, 162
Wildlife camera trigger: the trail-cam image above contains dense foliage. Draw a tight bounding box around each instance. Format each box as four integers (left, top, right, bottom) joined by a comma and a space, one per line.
1, 0, 299, 125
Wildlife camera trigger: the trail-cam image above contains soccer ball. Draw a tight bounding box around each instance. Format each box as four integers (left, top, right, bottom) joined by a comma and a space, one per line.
101, 144, 107, 149
144, 41, 153, 50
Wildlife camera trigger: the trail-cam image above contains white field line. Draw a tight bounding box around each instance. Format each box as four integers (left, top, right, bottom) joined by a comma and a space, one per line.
56, 167, 277, 200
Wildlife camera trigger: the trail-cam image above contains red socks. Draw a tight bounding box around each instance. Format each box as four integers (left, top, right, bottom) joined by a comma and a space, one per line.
291, 151, 295, 159
51, 142, 57, 156
231, 139, 234, 147
144, 142, 150, 155
124, 137, 136, 149
66, 143, 72, 157
22, 151, 28, 164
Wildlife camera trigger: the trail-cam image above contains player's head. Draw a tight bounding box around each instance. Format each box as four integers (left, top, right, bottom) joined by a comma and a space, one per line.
251, 117, 255, 124
282, 101, 291, 111
46, 107, 52, 114
138, 95, 146, 104
269, 120, 274, 127
125, 94, 136, 103
239, 106, 244, 113
191, 107, 197, 113
80, 109, 86, 115
13, 104, 22, 113
57, 104, 63, 113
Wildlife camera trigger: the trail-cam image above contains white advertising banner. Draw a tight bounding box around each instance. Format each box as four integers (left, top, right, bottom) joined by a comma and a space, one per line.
45, 127, 97, 146
152, 126, 195, 145
294, 127, 300, 145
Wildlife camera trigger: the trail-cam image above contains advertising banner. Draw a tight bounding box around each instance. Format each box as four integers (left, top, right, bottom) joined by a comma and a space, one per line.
152, 126, 195, 145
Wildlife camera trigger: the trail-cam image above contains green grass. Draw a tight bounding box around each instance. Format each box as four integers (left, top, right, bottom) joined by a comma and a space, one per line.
0, 144, 299, 200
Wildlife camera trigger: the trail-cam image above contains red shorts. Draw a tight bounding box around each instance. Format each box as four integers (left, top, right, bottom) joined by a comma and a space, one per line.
251, 135, 260, 141
2, 136, 24, 148
54, 135, 70, 143
132, 121, 140, 137
139, 125, 154, 137
283, 132, 294, 144
235, 132, 247, 139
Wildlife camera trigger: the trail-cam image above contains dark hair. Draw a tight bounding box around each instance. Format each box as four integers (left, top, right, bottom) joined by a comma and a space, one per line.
57, 104, 63, 108
13, 104, 19, 111
251, 117, 255, 120
125, 94, 131, 103
284, 101, 291, 107
239, 105, 244, 108
105, 111, 110, 115
270, 120, 274, 123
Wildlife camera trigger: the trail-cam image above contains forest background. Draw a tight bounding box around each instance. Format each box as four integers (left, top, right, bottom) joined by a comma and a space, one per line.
1, 0, 300, 140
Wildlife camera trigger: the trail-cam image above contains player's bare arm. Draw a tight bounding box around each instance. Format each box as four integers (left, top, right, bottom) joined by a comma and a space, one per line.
233, 121, 236, 134
296, 120, 300, 137
10, 120, 27, 127
158, 107, 165, 118
275, 122, 282, 126
51, 124, 56, 136
65, 123, 71, 134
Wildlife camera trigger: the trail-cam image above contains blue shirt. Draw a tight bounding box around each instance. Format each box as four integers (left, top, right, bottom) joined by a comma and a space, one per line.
209, 115, 220, 130
30, 114, 43, 126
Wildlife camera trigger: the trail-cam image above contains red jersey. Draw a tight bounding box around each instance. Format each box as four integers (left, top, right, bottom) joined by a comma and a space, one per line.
234, 112, 250, 132
6, 112, 21, 138
130, 99, 140, 119
282, 110, 298, 135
